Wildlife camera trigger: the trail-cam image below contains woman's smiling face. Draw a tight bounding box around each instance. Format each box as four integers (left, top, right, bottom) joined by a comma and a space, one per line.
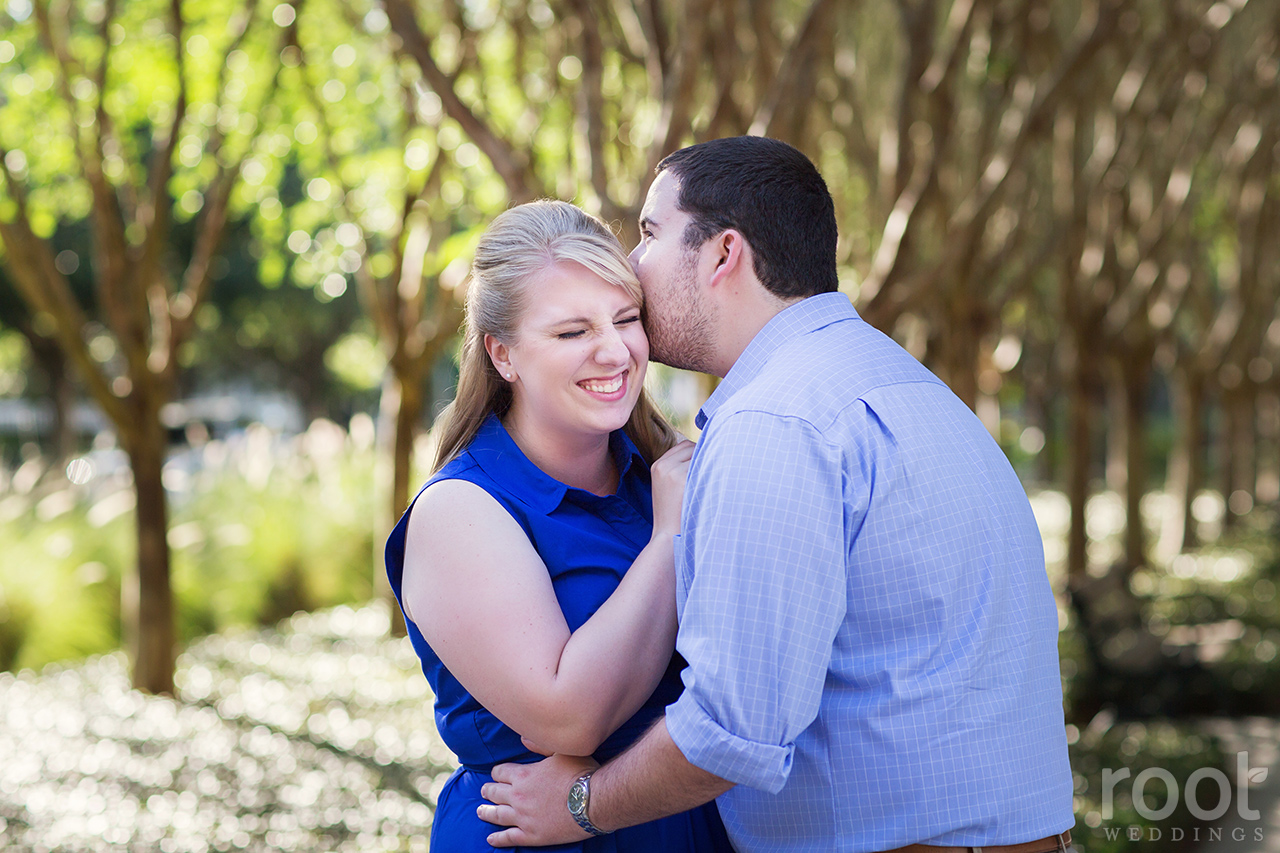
492, 260, 649, 444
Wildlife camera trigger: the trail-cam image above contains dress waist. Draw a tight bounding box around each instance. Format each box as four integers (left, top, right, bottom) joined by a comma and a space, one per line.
454, 714, 658, 776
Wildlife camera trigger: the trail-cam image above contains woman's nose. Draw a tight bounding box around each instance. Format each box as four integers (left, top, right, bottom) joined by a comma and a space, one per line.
595, 325, 630, 364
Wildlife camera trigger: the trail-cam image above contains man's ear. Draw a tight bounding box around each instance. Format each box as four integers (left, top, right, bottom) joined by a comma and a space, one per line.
484, 334, 515, 381
708, 229, 748, 290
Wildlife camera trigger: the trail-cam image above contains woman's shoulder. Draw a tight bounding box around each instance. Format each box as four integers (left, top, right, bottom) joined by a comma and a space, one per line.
408, 477, 528, 553
417, 469, 503, 516
415, 440, 533, 525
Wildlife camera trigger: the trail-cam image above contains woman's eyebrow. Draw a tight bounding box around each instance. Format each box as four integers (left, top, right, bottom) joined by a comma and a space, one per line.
547, 316, 590, 327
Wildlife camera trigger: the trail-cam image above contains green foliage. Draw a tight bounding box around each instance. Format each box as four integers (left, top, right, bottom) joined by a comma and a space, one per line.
0, 0, 283, 224
1069, 719, 1230, 853
324, 331, 385, 392
1052, 507, 1280, 851
0, 421, 378, 673
1139, 509, 1280, 706
0, 494, 127, 671
167, 423, 376, 635
0, 328, 30, 397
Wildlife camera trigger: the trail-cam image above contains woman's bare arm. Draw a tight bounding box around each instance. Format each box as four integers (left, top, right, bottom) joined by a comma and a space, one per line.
400, 448, 688, 755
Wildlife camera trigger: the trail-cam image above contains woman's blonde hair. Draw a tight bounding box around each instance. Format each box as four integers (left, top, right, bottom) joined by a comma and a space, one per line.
432, 200, 678, 472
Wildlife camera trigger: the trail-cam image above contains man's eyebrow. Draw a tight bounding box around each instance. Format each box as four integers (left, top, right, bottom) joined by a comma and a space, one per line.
638, 216, 656, 231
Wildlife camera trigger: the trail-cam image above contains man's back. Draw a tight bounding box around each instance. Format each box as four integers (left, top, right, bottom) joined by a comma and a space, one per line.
668, 294, 1074, 852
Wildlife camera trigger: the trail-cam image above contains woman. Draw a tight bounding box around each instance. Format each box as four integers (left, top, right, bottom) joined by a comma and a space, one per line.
384, 201, 733, 851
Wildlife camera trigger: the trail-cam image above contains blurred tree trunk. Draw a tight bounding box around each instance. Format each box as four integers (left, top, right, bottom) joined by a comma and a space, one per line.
1056, 94, 1094, 583
1064, 342, 1101, 581
389, 376, 422, 535
1219, 384, 1256, 528
298, 35, 465, 638
859, 0, 1120, 404
1031, 380, 1058, 485
1167, 366, 1207, 552
935, 284, 985, 411
120, 403, 174, 693
20, 322, 77, 463
0, 0, 284, 693
1114, 349, 1153, 571
1257, 388, 1280, 505
373, 369, 421, 638
372, 280, 460, 638
1105, 370, 1127, 495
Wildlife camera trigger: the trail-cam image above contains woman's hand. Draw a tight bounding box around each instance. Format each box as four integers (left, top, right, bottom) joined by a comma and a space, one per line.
649, 439, 695, 537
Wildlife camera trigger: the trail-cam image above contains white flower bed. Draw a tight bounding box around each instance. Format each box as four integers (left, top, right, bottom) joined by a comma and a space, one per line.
0, 604, 457, 852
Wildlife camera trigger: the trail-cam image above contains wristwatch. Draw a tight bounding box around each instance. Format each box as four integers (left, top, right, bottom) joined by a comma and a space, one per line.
567, 771, 611, 837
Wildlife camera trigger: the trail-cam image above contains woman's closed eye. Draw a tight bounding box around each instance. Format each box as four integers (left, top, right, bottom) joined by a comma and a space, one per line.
556, 316, 638, 339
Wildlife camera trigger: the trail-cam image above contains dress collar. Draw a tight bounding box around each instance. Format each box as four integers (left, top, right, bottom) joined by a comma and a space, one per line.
468, 413, 647, 513
696, 292, 860, 429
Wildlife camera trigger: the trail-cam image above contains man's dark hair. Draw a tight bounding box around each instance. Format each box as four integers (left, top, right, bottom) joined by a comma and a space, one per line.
655, 136, 839, 299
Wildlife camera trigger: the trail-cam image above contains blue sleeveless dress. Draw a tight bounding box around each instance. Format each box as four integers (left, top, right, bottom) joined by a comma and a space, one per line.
385, 414, 733, 852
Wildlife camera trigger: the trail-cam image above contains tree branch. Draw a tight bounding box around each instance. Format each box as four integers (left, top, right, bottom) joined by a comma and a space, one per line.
0, 149, 127, 424
644, 0, 711, 172
33, 0, 143, 377
748, 0, 839, 143
950, 0, 1119, 233
168, 0, 286, 362
570, 0, 622, 223
382, 0, 539, 202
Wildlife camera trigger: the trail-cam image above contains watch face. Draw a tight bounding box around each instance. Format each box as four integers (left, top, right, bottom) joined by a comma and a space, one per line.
567, 781, 588, 816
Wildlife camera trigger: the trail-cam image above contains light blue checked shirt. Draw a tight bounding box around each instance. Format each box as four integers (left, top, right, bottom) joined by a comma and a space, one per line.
665, 293, 1074, 853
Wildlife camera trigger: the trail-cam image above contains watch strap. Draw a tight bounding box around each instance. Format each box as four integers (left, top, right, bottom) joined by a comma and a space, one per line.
568, 772, 611, 837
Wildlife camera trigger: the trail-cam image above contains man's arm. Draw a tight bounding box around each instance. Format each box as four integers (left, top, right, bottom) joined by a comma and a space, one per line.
479, 719, 733, 848
481, 411, 853, 844
592, 719, 735, 828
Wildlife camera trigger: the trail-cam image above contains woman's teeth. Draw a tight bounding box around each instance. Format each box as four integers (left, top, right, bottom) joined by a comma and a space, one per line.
581, 375, 624, 393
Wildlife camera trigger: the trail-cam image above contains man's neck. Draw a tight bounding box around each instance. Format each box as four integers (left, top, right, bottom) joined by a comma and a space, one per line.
710, 292, 804, 377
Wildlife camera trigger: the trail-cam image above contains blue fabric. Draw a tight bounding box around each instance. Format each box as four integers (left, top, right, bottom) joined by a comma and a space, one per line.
385, 414, 732, 852
665, 293, 1075, 853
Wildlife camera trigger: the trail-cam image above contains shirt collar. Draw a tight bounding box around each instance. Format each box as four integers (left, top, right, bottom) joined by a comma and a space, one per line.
696, 292, 860, 429
468, 413, 647, 513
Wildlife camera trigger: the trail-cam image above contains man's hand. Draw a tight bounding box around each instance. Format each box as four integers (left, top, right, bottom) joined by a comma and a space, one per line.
479, 753, 600, 848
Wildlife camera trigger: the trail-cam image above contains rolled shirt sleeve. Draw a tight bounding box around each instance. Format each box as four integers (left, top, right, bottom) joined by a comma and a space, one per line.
667, 409, 858, 794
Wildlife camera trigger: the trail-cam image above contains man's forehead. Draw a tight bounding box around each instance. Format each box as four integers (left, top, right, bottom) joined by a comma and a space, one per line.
641, 172, 681, 222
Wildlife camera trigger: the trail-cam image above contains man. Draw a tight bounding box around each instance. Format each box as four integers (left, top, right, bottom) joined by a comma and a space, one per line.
478, 136, 1075, 852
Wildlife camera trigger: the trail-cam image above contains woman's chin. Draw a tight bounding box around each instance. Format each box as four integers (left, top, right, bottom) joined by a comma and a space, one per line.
585, 402, 638, 436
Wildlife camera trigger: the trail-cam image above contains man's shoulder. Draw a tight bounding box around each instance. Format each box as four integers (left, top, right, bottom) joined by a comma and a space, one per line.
724, 316, 943, 427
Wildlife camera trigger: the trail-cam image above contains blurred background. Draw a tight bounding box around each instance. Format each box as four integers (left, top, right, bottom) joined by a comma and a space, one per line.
1, 0, 1279, 850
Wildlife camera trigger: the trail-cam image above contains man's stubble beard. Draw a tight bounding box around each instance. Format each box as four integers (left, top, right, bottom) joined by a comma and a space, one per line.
644, 252, 717, 374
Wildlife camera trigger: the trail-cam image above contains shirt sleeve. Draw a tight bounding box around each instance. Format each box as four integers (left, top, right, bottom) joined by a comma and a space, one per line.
666, 409, 860, 794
